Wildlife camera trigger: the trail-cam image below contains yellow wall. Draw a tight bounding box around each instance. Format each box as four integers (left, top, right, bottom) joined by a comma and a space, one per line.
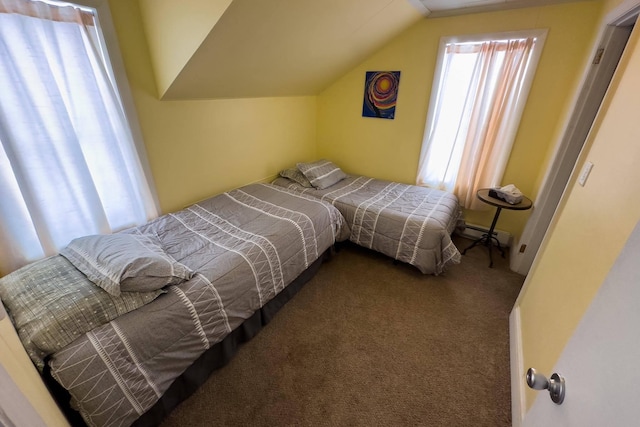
137, 0, 233, 98
518, 1, 640, 411
109, 0, 318, 214
317, 1, 602, 240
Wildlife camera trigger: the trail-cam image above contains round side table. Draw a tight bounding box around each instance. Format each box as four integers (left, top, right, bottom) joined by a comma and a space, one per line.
462, 188, 532, 268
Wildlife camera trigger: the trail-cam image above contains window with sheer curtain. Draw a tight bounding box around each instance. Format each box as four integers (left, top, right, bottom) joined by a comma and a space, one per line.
416, 30, 547, 210
0, 0, 157, 275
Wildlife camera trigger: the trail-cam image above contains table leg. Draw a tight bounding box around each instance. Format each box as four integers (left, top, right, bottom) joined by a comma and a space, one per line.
462, 206, 504, 268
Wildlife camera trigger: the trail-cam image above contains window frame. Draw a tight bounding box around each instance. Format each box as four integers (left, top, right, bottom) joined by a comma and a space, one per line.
420, 28, 549, 187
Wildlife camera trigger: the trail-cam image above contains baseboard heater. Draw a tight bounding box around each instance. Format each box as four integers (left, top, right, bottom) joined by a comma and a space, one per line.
456, 223, 512, 247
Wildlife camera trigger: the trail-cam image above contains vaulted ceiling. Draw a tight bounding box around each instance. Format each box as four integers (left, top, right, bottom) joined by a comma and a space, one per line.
137, 0, 589, 100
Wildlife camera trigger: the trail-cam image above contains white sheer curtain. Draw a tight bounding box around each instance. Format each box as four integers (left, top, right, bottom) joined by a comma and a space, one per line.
0, 0, 157, 275
416, 36, 537, 210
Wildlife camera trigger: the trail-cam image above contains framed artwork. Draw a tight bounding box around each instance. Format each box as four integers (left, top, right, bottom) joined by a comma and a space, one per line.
362, 71, 401, 119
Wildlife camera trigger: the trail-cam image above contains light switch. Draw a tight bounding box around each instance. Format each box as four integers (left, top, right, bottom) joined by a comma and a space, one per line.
578, 161, 594, 186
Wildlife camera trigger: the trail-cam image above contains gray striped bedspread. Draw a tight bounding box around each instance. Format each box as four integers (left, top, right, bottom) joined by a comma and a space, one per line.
272, 176, 462, 274
46, 184, 348, 427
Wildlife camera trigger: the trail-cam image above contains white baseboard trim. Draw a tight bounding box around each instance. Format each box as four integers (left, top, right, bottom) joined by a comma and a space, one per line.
510, 306, 525, 427
457, 223, 512, 247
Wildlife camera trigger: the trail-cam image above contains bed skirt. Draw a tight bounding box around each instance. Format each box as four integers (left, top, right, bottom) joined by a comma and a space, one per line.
43, 250, 331, 427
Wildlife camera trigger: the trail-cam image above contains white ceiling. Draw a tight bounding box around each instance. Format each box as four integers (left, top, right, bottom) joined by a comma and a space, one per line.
156, 0, 588, 100
412, 0, 586, 17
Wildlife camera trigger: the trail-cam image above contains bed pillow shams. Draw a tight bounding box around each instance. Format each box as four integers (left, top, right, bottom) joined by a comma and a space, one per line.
297, 159, 347, 190
279, 168, 314, 188
0, 255, 163, 370
60, 233, 193, 296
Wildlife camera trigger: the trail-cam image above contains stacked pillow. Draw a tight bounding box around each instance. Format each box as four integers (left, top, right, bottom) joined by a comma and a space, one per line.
280, 159, 347, 190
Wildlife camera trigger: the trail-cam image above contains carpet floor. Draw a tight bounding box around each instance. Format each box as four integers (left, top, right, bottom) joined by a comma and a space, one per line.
160, 235, 525, 427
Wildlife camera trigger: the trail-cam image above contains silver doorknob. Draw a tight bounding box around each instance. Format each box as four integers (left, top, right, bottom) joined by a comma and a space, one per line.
526, 368, 565, 405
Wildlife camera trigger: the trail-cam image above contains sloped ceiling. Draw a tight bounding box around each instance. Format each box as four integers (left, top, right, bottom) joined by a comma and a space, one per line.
138, 0, 589, 100
146, 0, 424, 99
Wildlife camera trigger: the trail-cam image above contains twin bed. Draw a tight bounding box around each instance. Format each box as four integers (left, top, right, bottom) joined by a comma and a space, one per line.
1, 183, 346, 426
0, 161, 462, 427
274, 160, 462, 275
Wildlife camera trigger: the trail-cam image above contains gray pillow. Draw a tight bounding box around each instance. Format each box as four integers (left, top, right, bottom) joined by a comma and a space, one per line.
297, 159, 347, 190
279, 168, 313, 188
0, 255, 163, 370
60, 233, 193, 296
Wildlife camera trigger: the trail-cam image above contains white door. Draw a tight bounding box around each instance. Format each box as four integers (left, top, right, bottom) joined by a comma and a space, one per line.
523, 220, 640, 426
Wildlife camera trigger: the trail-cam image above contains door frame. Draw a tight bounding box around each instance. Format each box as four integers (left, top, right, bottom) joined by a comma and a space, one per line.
508, 0, 640, 276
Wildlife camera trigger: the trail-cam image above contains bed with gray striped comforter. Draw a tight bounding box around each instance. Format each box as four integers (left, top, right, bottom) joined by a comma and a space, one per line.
272, 176, 462, 275
14, 184, 346, 427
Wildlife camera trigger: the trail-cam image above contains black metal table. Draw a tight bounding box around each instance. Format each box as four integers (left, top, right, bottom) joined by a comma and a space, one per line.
462, 188, 532, 268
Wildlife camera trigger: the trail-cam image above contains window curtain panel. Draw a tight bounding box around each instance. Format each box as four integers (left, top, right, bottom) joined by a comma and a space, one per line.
0, 0, 157, 275
416, 38, 535, 210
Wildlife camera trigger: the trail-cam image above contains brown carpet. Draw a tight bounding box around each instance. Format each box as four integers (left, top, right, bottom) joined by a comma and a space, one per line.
160, 236, 525, 427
